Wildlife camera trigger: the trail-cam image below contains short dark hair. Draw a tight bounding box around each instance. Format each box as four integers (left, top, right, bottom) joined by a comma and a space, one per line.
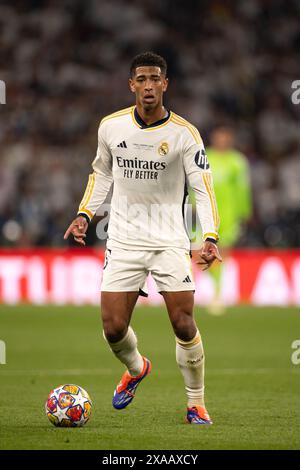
211, 124, 235, 134
130, 52, 167, 77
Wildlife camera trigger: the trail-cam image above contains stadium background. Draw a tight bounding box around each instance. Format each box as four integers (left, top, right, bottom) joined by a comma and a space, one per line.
0, 0, 300, 450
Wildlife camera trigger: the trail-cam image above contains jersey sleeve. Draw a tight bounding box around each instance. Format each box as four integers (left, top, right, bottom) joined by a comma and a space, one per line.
182, 129, 220, 242
77, 121, 113, 221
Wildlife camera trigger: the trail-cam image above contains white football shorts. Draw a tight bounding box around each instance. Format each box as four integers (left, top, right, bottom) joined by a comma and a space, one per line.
101, 247, 195, 295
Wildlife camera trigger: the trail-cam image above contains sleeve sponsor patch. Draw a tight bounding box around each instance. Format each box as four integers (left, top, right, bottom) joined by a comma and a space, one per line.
194, 149, 210, 170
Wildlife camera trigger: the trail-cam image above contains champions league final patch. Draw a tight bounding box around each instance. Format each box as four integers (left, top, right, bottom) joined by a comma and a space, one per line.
133, 143, 154, 151
194, 149, 210, 170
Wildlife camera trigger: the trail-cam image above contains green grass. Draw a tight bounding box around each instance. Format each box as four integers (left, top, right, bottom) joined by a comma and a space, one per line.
0, 305, 300, 450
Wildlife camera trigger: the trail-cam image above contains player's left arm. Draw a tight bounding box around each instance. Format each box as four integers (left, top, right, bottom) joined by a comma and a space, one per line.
182, 130, 222, 269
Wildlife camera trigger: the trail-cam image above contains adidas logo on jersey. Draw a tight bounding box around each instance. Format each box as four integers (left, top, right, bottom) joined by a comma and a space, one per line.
117, 141, 127, 148
183, 275, 192, 283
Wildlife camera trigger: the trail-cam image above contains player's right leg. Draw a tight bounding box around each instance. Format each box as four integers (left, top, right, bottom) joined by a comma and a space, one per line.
100, 248, 151, 409
101, 292, 152, 409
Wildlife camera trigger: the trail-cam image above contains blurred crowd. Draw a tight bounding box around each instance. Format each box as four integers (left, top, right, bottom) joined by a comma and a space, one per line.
0, 0, 299, 247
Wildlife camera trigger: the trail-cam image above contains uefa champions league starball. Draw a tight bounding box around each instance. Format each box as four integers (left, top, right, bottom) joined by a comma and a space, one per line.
45, 384, 92, 427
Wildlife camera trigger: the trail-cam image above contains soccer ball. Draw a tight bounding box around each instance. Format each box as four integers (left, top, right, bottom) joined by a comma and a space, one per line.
45, 384, 92, 427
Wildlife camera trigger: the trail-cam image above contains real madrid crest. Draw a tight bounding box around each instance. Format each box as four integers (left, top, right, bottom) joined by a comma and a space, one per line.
158, 142, 169, 156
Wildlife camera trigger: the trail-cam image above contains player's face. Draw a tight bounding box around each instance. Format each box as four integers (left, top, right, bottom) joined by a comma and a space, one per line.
210, 129, 235, 151
129, 66, 168, 110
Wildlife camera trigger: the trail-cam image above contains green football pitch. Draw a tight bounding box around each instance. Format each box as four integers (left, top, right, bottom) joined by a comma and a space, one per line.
0, 305, 300, 450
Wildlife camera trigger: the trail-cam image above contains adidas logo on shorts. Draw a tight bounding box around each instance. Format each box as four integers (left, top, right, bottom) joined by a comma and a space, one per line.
183, 275, 192, 283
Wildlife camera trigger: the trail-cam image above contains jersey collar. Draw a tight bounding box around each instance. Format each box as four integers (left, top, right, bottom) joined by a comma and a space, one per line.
133, 106, 171, 129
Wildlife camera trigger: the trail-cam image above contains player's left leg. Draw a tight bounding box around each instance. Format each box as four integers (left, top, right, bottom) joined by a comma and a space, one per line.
161, 290, 212, 424
150, 249, 212, 424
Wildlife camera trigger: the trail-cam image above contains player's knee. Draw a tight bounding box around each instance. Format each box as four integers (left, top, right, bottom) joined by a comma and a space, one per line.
171, 309, 196, 342
102, 318, 128, 343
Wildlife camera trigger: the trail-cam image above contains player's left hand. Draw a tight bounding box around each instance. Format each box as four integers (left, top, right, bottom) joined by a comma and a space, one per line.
63, 216, 88, 246
196, 241, 222, 271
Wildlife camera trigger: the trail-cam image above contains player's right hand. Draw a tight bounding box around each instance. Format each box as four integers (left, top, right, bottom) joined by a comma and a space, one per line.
64, 216, 88, 246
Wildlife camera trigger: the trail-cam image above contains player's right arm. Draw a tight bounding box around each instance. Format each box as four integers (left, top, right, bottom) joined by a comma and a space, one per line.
64, 121, 113, 245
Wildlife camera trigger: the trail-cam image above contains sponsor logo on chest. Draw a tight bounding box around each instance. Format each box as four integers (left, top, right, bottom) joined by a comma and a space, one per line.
114, 141, 170, 180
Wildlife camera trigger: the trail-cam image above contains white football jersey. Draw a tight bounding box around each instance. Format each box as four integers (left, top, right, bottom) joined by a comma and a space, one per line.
78, 106, 219, 250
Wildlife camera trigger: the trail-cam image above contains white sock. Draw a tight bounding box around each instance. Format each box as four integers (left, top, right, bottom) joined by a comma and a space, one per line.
103, 326, 144, 377
176, 330, 205, 408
